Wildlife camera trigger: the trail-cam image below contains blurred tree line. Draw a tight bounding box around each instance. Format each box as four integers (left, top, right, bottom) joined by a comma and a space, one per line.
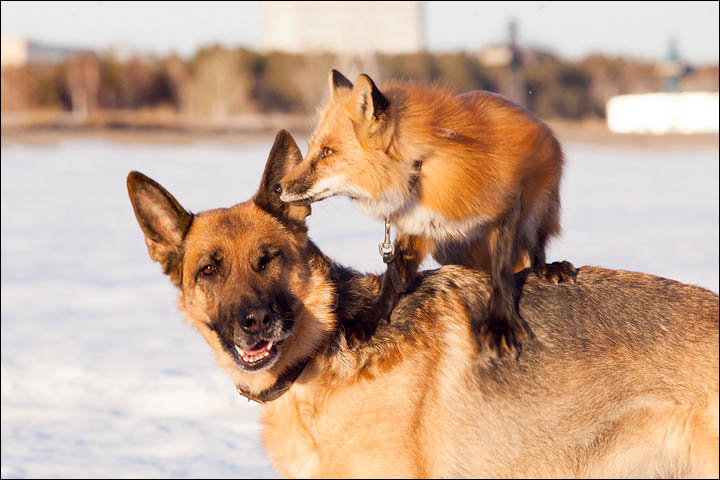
1, 45, 717, 121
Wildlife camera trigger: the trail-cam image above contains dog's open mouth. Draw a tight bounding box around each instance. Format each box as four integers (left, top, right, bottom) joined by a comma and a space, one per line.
234, 340, 279, 370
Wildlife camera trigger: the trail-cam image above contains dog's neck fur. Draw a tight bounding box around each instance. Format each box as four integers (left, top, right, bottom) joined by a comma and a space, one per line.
291, 241, 428, 384
257, 241, 448, 478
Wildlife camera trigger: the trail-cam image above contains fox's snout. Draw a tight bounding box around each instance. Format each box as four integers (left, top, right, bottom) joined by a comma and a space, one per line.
277, 181, 311, 204
276, 166, 317, 204
274, 182, 309, 204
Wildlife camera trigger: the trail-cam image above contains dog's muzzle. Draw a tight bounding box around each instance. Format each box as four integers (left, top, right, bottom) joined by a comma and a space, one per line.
230, 299, 294, 372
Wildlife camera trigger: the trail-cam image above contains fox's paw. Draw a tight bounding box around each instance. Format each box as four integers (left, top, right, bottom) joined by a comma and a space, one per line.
345, 319, 376, 348
347, 294, 399, 348
536, 260, 577, 285
476, 308, 531, 360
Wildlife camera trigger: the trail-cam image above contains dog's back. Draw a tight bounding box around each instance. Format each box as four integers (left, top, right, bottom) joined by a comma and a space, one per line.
404, 266, 718, 478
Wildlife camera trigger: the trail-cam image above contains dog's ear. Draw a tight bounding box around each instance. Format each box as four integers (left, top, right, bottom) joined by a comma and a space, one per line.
127, 171, 192, 285
255, 130, 311, 232
348, 73, 392, 151
329, 69, 353, 101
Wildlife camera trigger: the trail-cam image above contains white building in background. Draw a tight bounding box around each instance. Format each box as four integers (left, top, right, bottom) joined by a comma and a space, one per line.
259, 1, 424, 55
1, 36, 92, 68
1, 37, 28, 67
606, 92, 719, 134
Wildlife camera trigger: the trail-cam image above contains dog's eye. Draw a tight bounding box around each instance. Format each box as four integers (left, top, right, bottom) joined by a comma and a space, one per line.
254, 247, 281, 272
320, 147, 334, 159
257, 255, 271, 271
201, 264, 217, 276
257, 253, 277, 271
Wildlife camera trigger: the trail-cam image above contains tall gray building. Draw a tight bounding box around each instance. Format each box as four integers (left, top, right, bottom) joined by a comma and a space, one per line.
260, 1, 424, 55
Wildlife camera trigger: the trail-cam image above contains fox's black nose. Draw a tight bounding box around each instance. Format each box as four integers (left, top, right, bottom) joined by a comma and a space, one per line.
238, 305, 272, 334
273, 183, 282, 194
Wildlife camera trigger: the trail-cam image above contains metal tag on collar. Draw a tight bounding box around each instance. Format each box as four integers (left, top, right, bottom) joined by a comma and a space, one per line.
378, 217, 394, 261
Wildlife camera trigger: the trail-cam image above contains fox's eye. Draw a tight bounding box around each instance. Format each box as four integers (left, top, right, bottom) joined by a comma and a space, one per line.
201, 264, 217, 276
320, 147, 334, 159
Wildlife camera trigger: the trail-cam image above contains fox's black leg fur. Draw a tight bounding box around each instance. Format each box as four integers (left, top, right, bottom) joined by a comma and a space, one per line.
350, 234, 426, 345
526, 216, 577, 285
533, 257, 577, 285
479, 200, 532, 358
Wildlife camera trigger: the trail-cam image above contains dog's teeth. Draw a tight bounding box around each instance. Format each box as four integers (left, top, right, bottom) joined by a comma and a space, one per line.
236, 342, 274, 364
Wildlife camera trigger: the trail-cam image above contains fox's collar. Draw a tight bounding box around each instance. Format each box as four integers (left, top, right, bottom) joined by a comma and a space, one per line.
408, 157, 423, 193
235, 356, 311, 404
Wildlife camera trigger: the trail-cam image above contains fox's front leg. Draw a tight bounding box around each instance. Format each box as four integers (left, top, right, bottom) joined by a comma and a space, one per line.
524, 228, 578, 285
479, 203, 533, 358
351, 234, 429, 344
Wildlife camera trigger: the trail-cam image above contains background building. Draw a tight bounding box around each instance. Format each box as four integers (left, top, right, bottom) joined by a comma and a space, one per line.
259, 1, 424, 55
1, 36, 91, 68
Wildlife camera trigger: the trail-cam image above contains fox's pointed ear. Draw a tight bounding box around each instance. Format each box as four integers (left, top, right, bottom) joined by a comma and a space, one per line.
329, 69, 353, 101
352, 73, 389, 123
255, 130, 311, 232
349, 73, 392, 150
127, 171, 193, 285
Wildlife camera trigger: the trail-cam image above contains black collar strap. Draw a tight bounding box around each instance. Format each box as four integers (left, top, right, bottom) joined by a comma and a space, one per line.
408, 157, 423, 192
235, 356, 312, 404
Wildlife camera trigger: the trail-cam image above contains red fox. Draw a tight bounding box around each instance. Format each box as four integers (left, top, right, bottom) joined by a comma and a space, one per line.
277, 70, 575, 356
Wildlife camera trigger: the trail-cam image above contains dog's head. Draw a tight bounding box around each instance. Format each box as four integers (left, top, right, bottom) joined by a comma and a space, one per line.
127, 130, 337, 394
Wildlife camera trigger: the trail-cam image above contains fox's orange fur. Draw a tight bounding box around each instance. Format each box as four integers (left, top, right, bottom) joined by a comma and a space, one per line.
282, 74, 562, 241
279, 70, 569, 354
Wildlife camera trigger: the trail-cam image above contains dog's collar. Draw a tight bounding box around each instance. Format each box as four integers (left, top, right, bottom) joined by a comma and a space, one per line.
235, 356, 311, 404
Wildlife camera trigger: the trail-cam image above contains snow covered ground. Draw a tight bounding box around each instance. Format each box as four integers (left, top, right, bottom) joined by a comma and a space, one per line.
1, 138, 718, 478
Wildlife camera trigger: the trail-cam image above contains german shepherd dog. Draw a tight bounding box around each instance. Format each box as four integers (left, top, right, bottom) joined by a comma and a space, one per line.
127, 130, 719, 478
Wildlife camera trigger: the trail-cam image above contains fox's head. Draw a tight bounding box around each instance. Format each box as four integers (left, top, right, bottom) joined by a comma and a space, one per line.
278, 70, 414, 218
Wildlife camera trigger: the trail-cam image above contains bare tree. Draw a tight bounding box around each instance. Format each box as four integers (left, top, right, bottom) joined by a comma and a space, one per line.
66, 55, 100, 120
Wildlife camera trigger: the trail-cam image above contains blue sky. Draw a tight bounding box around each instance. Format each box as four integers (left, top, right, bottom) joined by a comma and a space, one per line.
1, 1, 718, 64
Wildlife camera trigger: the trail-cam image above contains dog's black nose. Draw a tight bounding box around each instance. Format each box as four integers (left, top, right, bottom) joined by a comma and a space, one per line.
273, 183, 282, 194
238, 305, 272, 334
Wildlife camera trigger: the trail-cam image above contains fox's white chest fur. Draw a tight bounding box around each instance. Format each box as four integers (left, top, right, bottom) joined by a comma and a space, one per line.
394, 199, 490, 240
353, 190, 490, 241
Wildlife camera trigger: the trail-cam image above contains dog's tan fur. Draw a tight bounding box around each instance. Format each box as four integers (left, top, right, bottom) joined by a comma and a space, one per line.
128, 131, 719, 478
